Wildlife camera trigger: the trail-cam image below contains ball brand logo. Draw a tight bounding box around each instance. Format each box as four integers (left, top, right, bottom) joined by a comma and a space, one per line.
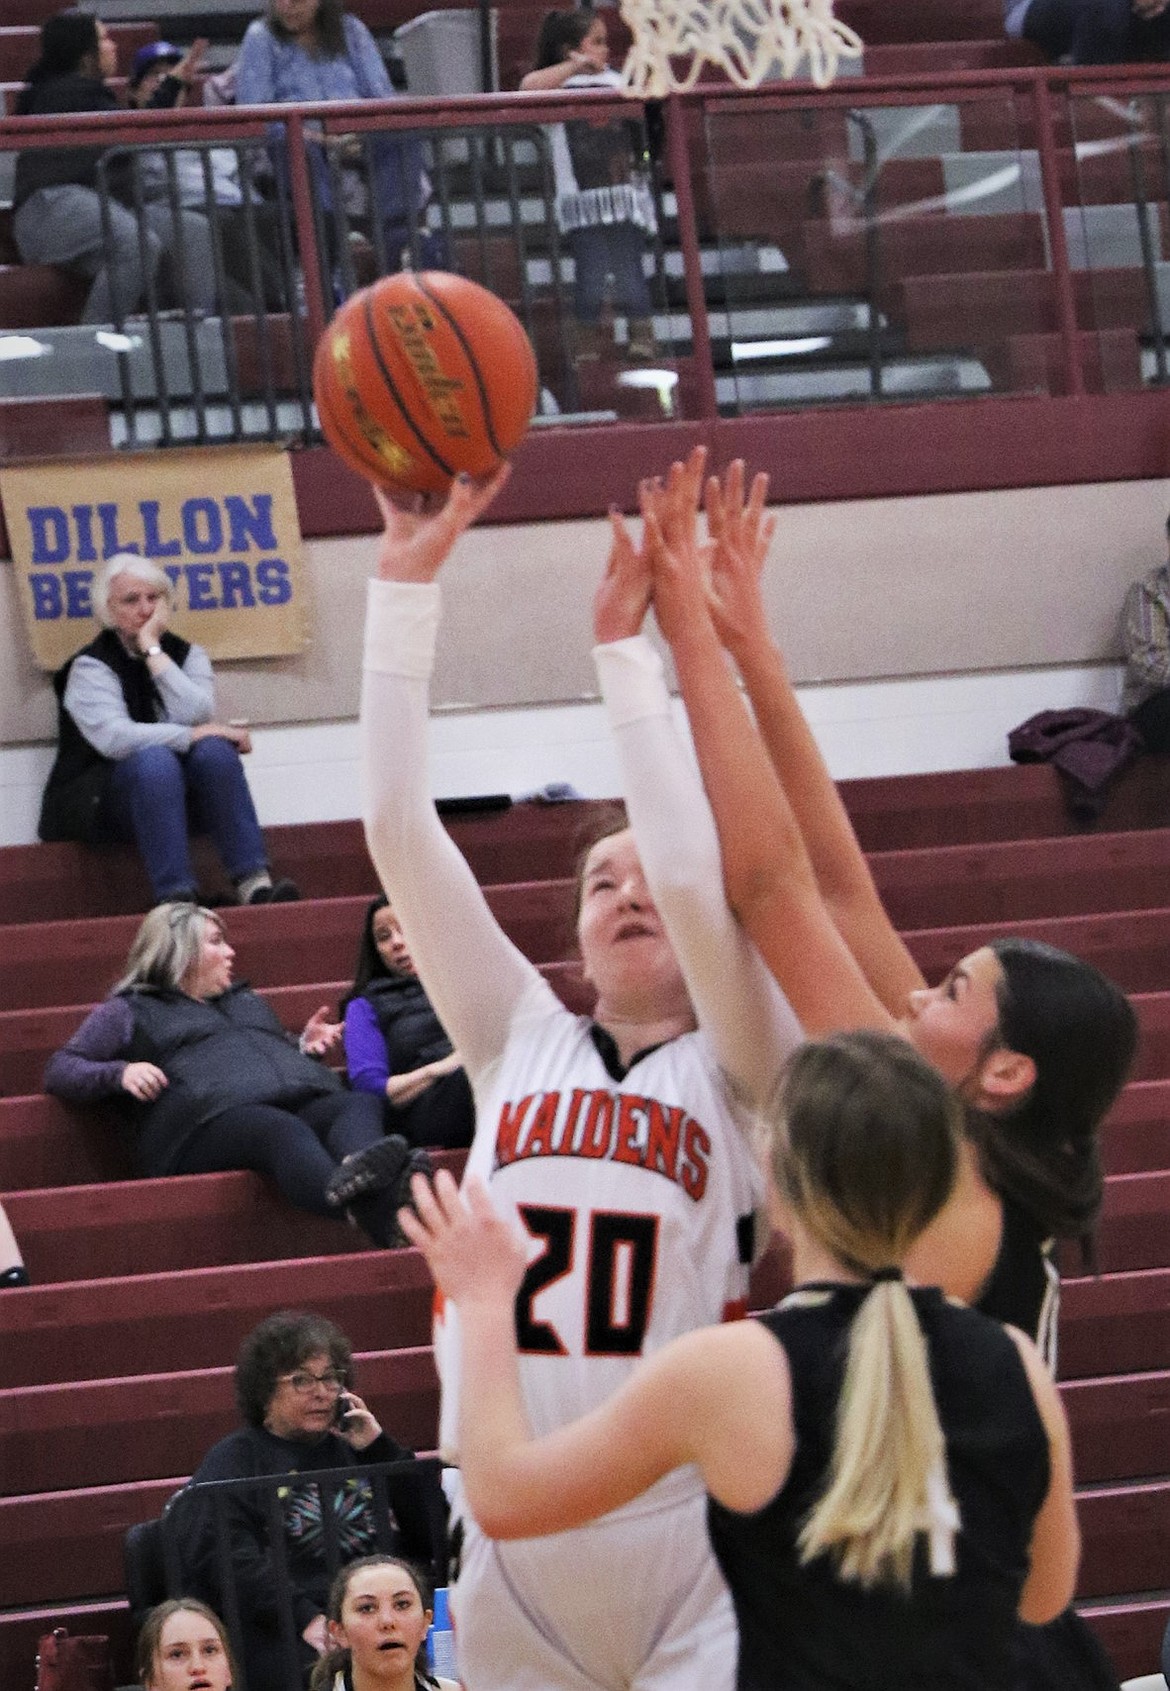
331, 331, 414, 478
388, 303, 472, 442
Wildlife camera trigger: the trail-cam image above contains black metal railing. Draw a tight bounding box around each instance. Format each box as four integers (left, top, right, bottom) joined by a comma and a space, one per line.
144, 1458, 448, 1691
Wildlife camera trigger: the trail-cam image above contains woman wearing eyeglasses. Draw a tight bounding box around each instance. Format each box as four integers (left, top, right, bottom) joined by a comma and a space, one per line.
180, 1310, 443, 1691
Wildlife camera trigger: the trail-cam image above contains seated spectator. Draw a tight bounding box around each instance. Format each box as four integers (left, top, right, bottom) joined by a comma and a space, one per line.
137, 1599, 235, 1691
1005, 0, 1170, 63
0, 1200, 29, 1288
185, 1311, 444, 1691
342, 896, 474, 1152
127, 40, 290, 313
43, 901, 418, 1244
234, 0, 439, 278
12, 10, 164, 323
309, 1556, 459, 1691
38, 552, 299, 907
1122, 512, 1170, 747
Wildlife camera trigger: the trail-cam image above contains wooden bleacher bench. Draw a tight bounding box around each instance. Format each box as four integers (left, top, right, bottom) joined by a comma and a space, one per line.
4, 767, 1170, 1681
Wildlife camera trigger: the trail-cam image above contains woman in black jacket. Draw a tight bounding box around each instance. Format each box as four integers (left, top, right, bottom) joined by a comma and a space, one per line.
184, 1311, 444, 1691
341, 896, 474, 1152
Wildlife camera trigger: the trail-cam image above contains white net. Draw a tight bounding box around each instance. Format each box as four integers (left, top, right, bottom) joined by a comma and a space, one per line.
618, 0, 864, 95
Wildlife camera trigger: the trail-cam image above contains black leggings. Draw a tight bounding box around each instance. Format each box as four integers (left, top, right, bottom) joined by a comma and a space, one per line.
391, 1068, 476, 1151
174, 1091, 397, 1243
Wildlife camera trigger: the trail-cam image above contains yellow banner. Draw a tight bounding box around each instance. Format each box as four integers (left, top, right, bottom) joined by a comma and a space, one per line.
1, 446, 308, 671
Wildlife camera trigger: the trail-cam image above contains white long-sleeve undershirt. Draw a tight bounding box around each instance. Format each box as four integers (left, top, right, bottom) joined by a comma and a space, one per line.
360, 579, 800, 1107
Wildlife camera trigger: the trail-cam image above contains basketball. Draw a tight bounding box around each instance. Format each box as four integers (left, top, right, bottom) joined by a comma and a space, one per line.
312, 271, 539, 496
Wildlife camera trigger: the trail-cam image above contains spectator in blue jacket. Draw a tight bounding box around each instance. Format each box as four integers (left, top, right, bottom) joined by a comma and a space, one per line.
234, 0, 437, 277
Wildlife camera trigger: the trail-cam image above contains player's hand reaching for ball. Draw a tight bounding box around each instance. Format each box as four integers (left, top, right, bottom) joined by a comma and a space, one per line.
373, 467, 511, 585
642, 452, 720, 650
594, 507, 653, 644
398, 1170, 527, 1306
705, 459, 777, 662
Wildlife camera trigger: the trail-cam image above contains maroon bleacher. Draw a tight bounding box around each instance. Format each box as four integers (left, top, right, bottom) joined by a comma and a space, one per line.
3, 769, 1170, 1681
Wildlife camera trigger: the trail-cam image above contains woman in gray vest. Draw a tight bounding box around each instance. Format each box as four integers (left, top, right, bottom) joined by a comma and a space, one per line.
44, 901, 421, 1243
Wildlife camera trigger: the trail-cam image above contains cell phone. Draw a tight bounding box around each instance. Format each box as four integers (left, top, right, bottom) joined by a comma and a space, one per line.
334, 1392, 355, 1428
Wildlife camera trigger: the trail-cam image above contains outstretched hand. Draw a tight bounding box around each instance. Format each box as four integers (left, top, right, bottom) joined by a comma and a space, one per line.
301, 1005, 342, 1056
593, 507, 653, 644
398, 1170, 528, 1305
705, 459, 776, 658
373, 465, 511, 585
642, 446, 717, 647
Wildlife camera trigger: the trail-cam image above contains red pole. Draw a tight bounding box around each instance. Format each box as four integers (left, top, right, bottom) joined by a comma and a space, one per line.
1033, 74, 1085, 397
285, 112, 329, 351
665, 94, 719, 419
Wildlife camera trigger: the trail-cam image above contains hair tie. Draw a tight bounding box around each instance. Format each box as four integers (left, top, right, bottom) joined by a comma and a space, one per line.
869, 1266, 903, 1284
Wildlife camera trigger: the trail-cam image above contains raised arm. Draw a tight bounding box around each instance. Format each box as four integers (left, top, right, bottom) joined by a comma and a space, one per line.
704, 463, 924, 1016
360, 474, 555, 1082
401, 1171, 794, 1536
646, 471, 898, 1038
593, 487, 802, 1110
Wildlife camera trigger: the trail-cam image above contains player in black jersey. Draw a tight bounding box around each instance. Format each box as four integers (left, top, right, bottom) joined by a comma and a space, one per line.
402, 1029, 1078, 1691
636, 449, 1136, 1334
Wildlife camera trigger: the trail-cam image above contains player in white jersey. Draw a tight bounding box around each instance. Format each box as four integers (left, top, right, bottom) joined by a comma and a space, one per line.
358, 464, 801, 1691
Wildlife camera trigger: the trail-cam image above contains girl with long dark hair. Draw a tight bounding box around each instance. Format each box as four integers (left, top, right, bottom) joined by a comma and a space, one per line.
341, 895, 474, 1150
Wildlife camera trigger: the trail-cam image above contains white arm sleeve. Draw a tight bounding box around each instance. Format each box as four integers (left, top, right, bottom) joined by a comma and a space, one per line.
361, 577, 555, 1082
595, 636, 803, 1111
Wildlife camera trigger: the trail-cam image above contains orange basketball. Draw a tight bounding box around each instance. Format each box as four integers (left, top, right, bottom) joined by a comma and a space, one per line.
312, 271, 538, 496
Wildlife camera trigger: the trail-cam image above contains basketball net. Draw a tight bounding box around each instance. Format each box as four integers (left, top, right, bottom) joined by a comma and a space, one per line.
618, 0, 863, 95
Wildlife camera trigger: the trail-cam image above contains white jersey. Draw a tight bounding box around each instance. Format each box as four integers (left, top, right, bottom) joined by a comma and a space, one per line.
361, 582, 801, 1527
440, 998, 762, 1515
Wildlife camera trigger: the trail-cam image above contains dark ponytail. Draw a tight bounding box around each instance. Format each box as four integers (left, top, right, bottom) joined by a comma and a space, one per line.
973, 938, 1137, 1242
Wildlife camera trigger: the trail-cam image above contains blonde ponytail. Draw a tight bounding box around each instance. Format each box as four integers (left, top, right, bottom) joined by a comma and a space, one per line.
799, 1277, 954, 1588
771, 1033, 964, 1592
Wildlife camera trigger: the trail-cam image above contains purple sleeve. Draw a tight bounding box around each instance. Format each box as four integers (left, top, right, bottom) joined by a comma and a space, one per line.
343, 997, 392, 1095
43, 997, 135, 1101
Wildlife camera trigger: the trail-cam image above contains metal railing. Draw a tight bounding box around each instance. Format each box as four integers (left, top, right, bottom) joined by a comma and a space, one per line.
147, 1458, 448, 1691
5, 66, 1170, 451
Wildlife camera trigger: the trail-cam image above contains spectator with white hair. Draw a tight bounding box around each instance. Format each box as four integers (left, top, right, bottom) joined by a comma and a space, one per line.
39, 552, 299, 906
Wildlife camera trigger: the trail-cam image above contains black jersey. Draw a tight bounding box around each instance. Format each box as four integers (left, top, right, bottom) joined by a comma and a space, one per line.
976, 1195, 1059, 1370
707, 1284, 1050, 1691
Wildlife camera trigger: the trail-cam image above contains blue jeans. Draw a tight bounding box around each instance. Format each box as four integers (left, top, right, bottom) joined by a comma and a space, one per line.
567, 223, 652, 323
98, 736, 267, 900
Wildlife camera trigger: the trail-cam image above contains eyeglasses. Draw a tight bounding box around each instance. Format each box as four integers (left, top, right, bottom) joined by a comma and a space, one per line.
279, 1368, 347, 1395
